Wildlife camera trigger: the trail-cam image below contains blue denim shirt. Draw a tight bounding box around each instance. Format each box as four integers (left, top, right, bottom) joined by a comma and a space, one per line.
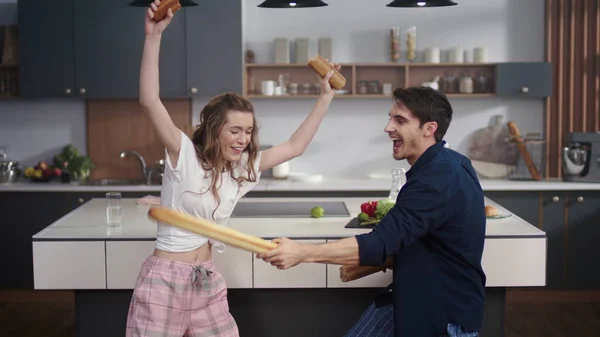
355, 141, 487, 337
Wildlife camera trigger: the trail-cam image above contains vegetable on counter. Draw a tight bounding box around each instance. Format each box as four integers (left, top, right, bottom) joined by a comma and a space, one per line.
357, 198, 396, 226
52, 144, 95, 181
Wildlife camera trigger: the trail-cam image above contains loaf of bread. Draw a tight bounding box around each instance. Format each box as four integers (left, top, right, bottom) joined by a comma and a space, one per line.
485, 205, 498, 217
308, 55, 346, 90
148, 207, 278, 254
153, 0, 181, 22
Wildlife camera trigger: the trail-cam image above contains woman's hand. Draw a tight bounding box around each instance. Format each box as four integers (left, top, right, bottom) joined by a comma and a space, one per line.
319, 59, 341, 100
145, 0, 175, 36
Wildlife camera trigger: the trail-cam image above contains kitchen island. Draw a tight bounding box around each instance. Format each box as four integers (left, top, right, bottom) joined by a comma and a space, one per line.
32, 196, 545, 337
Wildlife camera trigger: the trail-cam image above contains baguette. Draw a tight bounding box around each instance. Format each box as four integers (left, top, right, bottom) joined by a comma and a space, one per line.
152, 0, 181, 22
148, 207, 278, 254
339, 258, 394, 282
507, 121, 541, 181
308, 55, 347, 90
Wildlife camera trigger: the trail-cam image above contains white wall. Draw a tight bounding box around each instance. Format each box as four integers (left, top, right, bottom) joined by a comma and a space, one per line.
1, 0, 546, 179
224, 0, 546, 177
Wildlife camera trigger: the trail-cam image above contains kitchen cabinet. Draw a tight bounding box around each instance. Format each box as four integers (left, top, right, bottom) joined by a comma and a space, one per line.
184, 0, 243, 97
540, 192, 566, 288
17, 0, 187, 99
0, 191, 153, 289
17, 0, 240, 99
495, 62, 552, 98
72, 0, 187, 99
17, 0, 76, 98
565, 192, 600, 289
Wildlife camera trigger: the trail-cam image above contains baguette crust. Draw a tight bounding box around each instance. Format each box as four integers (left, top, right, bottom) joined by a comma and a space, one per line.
308, 55, 346, 90
148, 207, 278, 254
153, 0, 181, 22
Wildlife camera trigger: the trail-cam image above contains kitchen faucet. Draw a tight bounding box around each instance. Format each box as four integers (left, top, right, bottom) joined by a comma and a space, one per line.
119, 150, 151, 184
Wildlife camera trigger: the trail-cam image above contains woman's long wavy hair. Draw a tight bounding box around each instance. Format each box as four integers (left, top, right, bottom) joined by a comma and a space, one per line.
191, 92, 260, 221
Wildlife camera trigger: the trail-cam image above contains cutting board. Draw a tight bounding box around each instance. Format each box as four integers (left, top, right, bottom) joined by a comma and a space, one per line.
344, 217, 377, 229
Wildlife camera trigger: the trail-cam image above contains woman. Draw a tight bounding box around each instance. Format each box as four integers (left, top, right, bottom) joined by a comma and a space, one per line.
125, 1, 340, 337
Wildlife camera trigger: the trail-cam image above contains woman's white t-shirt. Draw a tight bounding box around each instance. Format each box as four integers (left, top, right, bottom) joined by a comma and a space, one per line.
156, 130, 262, 252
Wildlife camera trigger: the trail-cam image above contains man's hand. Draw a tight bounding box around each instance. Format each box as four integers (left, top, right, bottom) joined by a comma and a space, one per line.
256, 238, 308, 270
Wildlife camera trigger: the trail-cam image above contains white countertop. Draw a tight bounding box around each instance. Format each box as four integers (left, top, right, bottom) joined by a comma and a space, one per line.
33, 197, 545, 241
3, 176, 600, 192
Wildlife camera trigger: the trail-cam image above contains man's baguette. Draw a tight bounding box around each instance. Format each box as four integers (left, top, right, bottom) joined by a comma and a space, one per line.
308, 55, 346, 90
153, 0, 181, 22
339, 258, 394, 282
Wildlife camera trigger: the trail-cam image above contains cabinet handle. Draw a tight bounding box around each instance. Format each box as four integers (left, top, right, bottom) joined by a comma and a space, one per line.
80, 88, 86, 94
65, 88, 71, 94
521, 87, 529, 93
190, 87, 198, 94
77, 198, 84, 204
552, 196, 560, 203
577, 196, 584, 203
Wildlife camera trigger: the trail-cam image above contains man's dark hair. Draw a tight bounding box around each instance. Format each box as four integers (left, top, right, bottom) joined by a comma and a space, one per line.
392, 86, 453, 142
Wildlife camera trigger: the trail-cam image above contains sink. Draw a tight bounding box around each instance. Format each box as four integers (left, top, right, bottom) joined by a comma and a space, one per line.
80, 178, 147, 186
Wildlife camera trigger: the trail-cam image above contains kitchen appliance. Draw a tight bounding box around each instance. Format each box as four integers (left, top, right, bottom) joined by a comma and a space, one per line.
231, 201, 349, 218
562, 132, 600, 183
0, 148, 21, 184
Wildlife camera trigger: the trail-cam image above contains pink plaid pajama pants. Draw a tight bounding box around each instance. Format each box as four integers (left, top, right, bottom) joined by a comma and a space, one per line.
126, 255, 239, 337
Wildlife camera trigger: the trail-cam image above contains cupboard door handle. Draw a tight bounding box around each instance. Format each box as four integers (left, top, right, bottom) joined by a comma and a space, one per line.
77, 198, 84, 204
65, 88, 71, 94
80, 88, 86, 94
521, 87, 529, 93
190, 87, 198, 94
552, 196, 560, 202
577, 196, 584, 203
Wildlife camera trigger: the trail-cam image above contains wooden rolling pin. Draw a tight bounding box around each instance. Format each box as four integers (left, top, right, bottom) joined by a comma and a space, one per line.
507, 121, 541, 181
340, 257, 394, 282
308, 55, 346, 90
148, 207, 278, 254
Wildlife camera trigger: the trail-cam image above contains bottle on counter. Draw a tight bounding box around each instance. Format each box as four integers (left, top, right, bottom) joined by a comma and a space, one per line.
388, 168, 407, 201
61, 161, 71, 183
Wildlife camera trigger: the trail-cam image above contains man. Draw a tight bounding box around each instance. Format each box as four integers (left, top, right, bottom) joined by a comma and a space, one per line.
256, 86, 487, 337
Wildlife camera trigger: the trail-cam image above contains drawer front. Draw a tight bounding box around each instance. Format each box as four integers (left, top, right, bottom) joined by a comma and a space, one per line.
326, 264, 393, 288
482, 237, 546, 287
106, 241, 155, 289
253, 240, 327, 288
212, 245, 253, 289
33, 241, 106, 289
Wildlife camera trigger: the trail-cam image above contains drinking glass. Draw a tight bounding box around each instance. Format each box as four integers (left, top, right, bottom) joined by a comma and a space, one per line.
106, 192, 122, 227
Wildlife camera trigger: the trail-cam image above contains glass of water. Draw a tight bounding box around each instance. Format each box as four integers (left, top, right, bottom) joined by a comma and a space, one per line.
106, 192, 122, 227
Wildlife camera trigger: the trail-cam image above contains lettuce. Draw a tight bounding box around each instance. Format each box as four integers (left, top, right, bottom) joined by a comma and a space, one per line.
375, 198, 395, 219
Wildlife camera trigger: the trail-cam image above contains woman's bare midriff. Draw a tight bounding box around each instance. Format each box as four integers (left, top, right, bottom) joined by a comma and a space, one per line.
152, 243, 212, 264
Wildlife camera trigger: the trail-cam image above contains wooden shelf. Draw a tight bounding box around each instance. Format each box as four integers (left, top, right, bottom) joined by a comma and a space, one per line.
243, 62, 496, 99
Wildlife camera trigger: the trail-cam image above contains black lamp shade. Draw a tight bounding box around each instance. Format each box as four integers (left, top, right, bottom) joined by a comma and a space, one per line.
128, 0, 198, 7
257, 0, 328, 8
387, 0, 457, 7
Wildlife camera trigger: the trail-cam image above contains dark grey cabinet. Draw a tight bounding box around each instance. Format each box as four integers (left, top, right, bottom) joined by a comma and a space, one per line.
540, 192, 566, 288
565, 192, 600, 289
17, 0, 76, 98
0, 191, 154, 289
495, 62, 552, 98
18, 0, 188, 99
72, 0, 187, 98
184, 0, 243, 97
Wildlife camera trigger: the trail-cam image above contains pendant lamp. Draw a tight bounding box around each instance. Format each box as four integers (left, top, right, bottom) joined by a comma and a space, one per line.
387, 0, 457, 7
128, 0, 198, 7
257, 0, 328, 8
